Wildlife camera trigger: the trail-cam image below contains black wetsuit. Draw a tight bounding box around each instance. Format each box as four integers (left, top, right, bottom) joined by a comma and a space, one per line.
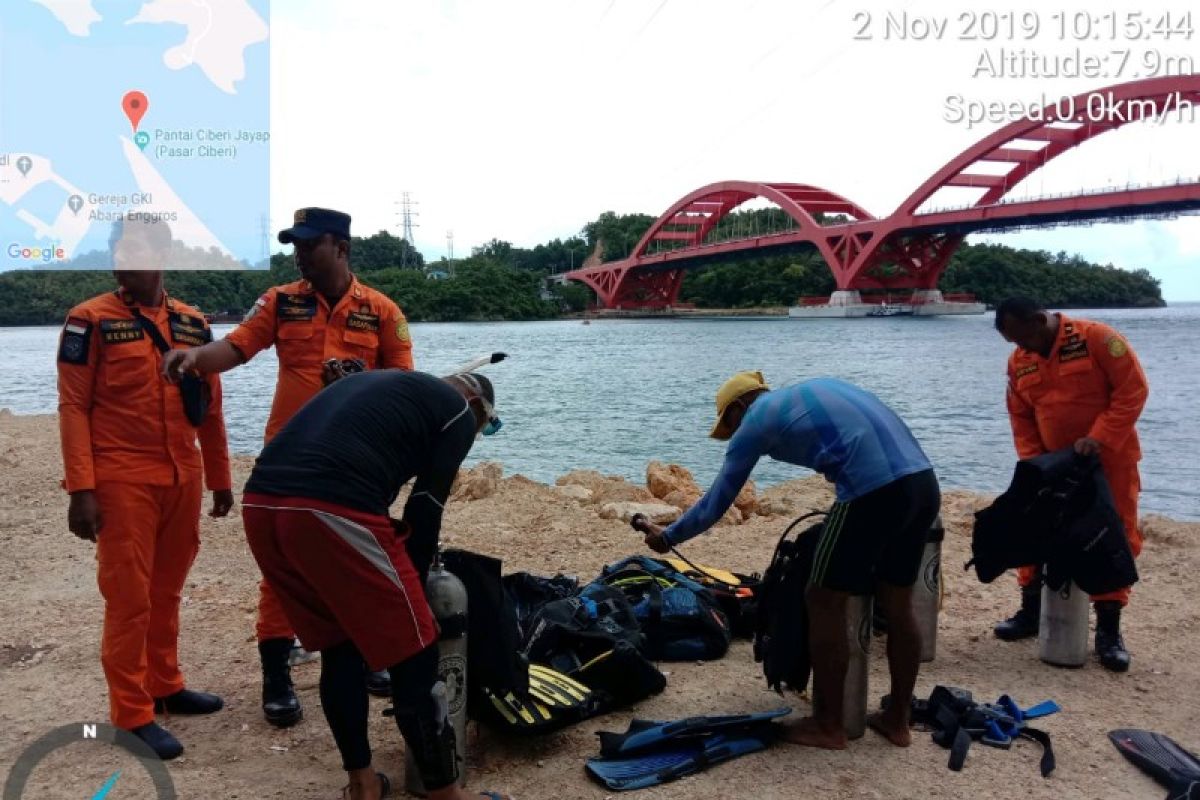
244, 370, 476, 787
246, 369, 475, 574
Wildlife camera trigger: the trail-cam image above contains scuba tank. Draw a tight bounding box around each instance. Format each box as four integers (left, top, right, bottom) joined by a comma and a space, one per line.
1038, 578, 1089, 667
843, 594, 873, 740
405, 553, 470, 794
912, 514, 944, 663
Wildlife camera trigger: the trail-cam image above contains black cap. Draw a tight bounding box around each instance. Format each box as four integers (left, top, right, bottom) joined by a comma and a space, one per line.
277, 207, 351, 244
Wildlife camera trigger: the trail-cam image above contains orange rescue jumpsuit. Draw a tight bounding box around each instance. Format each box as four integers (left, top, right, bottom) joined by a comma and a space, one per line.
57, 290, 231, 730
224, 276, 414, 640
1006, 315, 1149, 606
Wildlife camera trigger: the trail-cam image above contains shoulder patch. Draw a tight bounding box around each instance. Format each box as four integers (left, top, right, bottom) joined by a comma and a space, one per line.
395, 318, 410, 342
58, 317, 92, 365
1106, 336, 1128, 358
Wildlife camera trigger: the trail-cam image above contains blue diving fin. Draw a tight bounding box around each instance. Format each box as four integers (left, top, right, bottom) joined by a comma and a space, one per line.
997, 694, 1061, 721
586, 731, 773, 791
596, 708, 790, 757
1021, 700, 1062, 720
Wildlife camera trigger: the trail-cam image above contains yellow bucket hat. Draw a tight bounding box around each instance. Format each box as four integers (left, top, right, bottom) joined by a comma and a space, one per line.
710, 370, 769, 440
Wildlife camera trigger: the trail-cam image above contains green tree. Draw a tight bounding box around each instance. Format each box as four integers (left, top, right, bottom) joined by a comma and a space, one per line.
352, 230, 424, 269
583, 211, 657, 261
0, 218, 1165, 325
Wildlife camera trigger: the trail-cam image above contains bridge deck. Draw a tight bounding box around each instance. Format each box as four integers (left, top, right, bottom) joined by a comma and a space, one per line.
571, 183, 1200, 276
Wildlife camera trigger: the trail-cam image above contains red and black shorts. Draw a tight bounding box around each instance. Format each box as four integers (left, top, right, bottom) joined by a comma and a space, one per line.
242, 493, 436, 670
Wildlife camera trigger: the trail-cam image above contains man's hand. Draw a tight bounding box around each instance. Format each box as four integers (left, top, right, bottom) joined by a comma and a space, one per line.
644, 529, 672, 554
322, 358, 365, 386
321, 359, 348, 386
68, 490, 102, 542
209, 489, 234, 518
631, 513, 671, 554
162, 348, 198, 383
1074, 437, 1102, 457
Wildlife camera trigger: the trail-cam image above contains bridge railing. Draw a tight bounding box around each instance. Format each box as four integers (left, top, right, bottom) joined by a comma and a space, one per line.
917, 176, 1200, 216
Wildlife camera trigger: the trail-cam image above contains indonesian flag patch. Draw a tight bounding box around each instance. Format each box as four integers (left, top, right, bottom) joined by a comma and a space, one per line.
58, 316, 92, 365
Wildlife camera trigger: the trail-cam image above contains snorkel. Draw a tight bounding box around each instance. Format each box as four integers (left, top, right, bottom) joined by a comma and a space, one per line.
451, 352, 507, 374
451, 352, 506, 436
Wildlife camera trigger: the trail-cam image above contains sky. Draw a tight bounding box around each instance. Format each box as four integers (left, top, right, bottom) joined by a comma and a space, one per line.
243, 1, 1198, 299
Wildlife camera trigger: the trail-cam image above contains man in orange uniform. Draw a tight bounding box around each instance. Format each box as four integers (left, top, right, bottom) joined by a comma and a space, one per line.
57, 217, 233, 759
992, 296, 1148, 672
162, 208, 414, 726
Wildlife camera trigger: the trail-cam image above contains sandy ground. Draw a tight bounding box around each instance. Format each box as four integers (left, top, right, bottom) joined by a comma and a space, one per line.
1, 410, 1197, 800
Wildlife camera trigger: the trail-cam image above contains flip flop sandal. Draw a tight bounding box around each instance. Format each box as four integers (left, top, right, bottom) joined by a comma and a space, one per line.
340, 771, 391, 799
479, 794, 512, 800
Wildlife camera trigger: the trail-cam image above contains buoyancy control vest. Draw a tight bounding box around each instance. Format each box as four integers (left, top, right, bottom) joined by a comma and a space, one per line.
969, 448, 1137, 595
753, 512, 825, 694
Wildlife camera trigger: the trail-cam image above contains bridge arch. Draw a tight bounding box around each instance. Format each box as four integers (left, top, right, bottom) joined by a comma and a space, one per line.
628, 180, 874, 271
893, 75, 1200, 218
566, 76, 1200, 308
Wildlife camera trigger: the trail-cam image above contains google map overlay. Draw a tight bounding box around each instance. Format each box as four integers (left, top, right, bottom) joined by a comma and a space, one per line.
0, 0, 270, 269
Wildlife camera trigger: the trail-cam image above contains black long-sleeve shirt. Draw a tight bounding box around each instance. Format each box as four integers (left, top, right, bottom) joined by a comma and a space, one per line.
245, 370, 476, 550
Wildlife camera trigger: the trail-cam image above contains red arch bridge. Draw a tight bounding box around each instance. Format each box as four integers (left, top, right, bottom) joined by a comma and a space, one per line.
564, 76, 1200, 314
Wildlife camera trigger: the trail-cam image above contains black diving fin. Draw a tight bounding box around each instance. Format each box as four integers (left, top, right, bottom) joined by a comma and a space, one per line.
528, 663, 593, 710
1109, 729, 1200, 799
481, 663, 602, 734
483, 687, 554, 728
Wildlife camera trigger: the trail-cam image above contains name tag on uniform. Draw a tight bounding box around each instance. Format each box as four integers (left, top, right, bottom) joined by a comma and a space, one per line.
277, 293, 317, 322
346, 311, 380, 332
99, 318, 144, 344
169, 311, 212, 346
1058, 340, 1089, 363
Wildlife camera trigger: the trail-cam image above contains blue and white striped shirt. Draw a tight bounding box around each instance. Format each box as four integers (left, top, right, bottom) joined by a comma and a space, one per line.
664, 378, 932, 544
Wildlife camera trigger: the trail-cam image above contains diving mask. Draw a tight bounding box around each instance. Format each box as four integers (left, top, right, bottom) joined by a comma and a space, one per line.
455, 371, 501, 436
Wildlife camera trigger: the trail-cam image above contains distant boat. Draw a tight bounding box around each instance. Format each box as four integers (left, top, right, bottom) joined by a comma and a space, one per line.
789, 291, 984, 318
867, 302, 912, 317
205, 311, 246, 324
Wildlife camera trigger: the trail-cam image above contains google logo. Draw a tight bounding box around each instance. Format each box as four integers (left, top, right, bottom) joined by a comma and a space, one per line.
7, 243, 65, 262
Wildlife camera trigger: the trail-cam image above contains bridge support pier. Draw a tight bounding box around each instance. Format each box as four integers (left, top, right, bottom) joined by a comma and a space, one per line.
828, 290, 864, 306
910, 289, 943, 304
909, 288, 986, 316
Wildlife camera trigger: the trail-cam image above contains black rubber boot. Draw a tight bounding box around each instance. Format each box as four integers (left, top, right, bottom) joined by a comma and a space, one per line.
994, 580, 1042, 641
131, 721, 184, 760
259, 637, 303, 727
153, 688, 224, 715
365, 667, 392, 698
1095, 601, 1131, 673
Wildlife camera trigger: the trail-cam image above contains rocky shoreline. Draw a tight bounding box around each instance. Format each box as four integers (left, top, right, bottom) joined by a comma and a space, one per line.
1, 411, 1197, 799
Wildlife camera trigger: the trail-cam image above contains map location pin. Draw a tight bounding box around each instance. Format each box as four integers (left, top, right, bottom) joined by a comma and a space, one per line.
122, 91, 149, 132
135, 131, 150, 151
68, 195, 84, 214
16, 156, 32, 176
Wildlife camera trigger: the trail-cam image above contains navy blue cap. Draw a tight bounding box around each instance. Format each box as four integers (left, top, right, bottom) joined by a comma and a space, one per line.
278, 207, 351, 244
